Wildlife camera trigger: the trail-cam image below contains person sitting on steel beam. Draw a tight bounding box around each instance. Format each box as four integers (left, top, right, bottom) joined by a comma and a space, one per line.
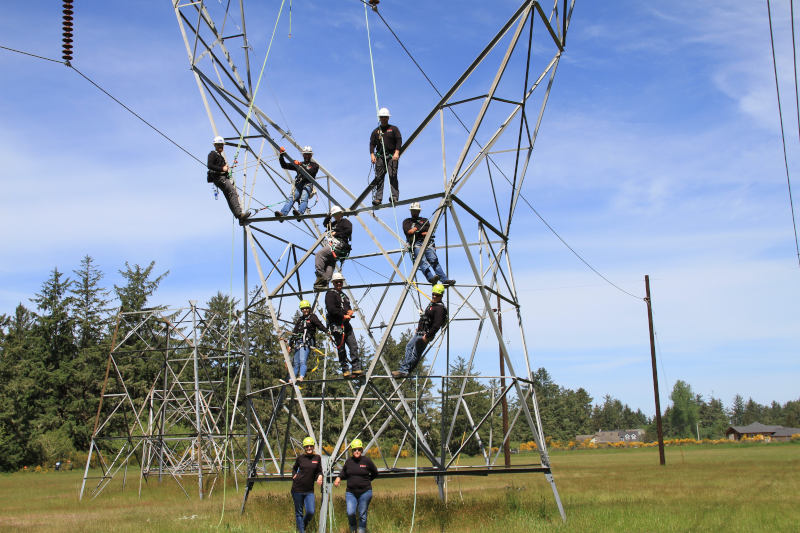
314, 205, 352, 291
402, 202, 455, 286
275, 145, 319, 221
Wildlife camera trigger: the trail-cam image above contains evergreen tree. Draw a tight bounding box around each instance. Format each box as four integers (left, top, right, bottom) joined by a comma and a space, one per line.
72, 255, 111, 349
0, 305, 37, 470
66, 256, 112, 450
742, 397, 764, 425
729, 394, 745, 425
114, 261, 168, 313
698, 396, 729, 439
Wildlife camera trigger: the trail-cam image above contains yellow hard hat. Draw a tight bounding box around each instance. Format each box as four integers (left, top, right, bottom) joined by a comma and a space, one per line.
350, 438, 364, 450
431, 283, 445, 295
299, 300, 311, 309
302, 436, 315, 447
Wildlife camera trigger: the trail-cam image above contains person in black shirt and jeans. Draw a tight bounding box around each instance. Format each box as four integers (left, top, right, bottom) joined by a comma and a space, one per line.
291, 436, 323, 533
275, 145, 319, 220
369, 107, 401, 205
334, 438, 378, 533
393, 283, 448, 378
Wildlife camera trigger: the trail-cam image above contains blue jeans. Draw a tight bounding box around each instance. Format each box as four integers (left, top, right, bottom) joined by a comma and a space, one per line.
292, 491, 316, 532
399, 333, 427, 374
292, 345, 311, 378
411, 243, 448, 283
280, 186, 311, 215
345, 490, 372, 531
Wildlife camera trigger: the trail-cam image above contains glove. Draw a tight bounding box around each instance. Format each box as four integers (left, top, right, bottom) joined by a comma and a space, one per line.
280, 146, 286, 153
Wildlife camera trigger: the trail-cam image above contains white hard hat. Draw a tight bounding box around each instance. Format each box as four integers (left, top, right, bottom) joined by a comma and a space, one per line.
331, 272, 345, 282
409, 202, 421, 211
378, 107, 391, 118
330, 205, 344, 215
213, 135, 225, 144
302, 145, 313, 154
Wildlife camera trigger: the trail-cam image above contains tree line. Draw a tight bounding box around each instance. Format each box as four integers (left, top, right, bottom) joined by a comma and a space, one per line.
1, 256, 798, 472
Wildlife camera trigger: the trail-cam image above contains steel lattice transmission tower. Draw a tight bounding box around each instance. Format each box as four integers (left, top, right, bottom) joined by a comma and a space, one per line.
165, 0, 571, 524
79, 303, 251, 500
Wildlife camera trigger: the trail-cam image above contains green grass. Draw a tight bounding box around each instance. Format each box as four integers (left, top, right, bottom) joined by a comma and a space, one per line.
1, 443, 798, 532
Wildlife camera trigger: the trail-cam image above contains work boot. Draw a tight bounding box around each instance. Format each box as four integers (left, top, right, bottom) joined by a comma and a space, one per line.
350, 368, 364, 377
292, 208, 302, 220
443, 279, 456, 286
274, 211, 283, 222
430, 275, 440, 284
392, 370, 407, 378
342, 370, 351, 378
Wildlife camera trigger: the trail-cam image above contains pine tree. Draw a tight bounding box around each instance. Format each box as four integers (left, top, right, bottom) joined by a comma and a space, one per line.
730, 394, 745, 425
72, 255, 111, 349
114, 261, 169, 313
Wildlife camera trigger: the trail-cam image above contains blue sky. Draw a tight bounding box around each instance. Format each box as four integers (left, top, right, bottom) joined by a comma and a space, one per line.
1, 1, 798, 417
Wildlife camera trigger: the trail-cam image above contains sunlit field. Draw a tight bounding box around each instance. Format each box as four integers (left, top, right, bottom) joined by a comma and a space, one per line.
1, 443, 798, 532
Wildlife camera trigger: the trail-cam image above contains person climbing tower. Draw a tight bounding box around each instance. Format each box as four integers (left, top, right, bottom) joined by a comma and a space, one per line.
369, 107, 401, 206
402, 202, 455, 286
393, 283, 448, 378
285, 299, 326, 383
207, 136, 254, 222
275, 145, 319, 221
314, 205, 352, 291
325, 272, 362, 378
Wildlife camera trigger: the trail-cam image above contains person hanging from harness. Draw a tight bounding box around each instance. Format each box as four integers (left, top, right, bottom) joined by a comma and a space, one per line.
290, 436, 323, 533
314, 205, 352, 291
392, 283, 448, 378
207, 136, 254, 222
275, 145, 319, 221
402, 202, 456, 286
325, 272, 363, 378
284, 299, 326, 383
369, 107, 401, 206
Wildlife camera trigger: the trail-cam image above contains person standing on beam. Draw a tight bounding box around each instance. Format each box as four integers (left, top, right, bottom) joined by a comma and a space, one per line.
369, 107, 401, 206
275, 145, 319, 221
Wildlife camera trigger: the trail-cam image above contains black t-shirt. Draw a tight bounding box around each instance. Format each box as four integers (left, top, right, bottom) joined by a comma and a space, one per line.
291, 453, 323, 493
291, 313, 325, 346
402, 216, 432, 245
279, 153, 319, 190
337, 455, 378, 496
369, 124, 402, 155
322, 216, 353, 242
325, 289, 352, 327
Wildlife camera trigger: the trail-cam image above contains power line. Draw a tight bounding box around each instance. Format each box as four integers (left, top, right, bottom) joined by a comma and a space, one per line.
0, 44, 205, 167
766, 0, 800, 267
366, 6, 642, 300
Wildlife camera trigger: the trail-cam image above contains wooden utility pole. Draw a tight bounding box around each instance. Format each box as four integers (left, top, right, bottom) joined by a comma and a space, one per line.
645, 275, 666, 465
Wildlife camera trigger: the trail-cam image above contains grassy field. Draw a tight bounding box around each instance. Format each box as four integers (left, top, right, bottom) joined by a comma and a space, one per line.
1, 443, 798, 532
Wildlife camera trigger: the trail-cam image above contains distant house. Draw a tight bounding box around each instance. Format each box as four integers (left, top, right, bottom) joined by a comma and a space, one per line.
725, 422, 800, 442
575, 429, 645, 444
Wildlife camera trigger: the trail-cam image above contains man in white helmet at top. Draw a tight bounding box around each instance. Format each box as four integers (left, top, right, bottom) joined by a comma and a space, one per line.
207, 136, 254, 221
369, 107, 402, 206
314, 205, 352, 291
275, 145, 319, 221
